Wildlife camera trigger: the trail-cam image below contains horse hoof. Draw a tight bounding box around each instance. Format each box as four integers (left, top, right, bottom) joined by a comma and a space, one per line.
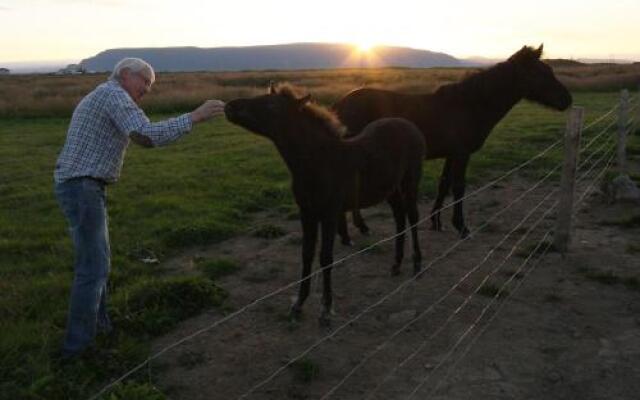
289, 305, 302, 322
430, 221, 443, 232
413, 264, 423, 278
341, 238, 354, 246
391, 264, 401, 276
318, 311, 332, 327
459, 227, 470, 239
318, 316, 331, 327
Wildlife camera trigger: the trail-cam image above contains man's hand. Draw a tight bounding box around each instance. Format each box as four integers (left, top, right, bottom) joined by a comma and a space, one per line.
191, 99, 226, 123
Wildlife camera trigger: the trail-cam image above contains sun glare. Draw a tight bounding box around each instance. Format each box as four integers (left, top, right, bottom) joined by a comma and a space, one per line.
344, 40, 382, 67
354, 41, 376, 53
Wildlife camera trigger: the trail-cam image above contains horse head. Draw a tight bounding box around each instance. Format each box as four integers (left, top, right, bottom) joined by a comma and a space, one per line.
509, 44, 572, 111
224, 83, 311, 141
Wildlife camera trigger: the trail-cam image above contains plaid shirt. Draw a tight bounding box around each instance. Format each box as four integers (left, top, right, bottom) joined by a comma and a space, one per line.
54, 79, 193, 184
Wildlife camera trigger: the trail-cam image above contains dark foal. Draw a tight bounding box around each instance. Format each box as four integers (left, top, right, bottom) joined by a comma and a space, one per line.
225, 83, 425, 324
334, 44, 572, 241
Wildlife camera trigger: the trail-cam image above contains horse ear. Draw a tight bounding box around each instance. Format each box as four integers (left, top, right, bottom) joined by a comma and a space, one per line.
268, 81, 276, 94
535, 44, 544, 58
510, 45, 528, 62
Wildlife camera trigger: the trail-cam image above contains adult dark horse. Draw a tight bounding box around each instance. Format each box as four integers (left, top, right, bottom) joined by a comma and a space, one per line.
334, 45, 572, 240
225, 83, 425, 324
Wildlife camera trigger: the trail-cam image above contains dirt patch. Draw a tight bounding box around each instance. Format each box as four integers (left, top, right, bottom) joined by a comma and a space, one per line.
148, 166, 640, 399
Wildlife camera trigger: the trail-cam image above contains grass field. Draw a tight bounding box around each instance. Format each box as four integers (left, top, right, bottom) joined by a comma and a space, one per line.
0, 67, 638, 399
1, 61, 639, 118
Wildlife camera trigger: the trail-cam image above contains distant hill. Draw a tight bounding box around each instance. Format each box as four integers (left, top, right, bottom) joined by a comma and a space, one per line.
2, 60, 75, 74
545, 59, 587, 68
80, 43, 469, 72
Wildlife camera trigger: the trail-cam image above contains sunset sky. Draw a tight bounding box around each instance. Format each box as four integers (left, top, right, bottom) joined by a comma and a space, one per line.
1, 0, 639, 64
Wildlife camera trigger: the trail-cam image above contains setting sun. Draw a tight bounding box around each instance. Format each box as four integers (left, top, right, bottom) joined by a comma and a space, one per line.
1, 0, 640, 64
354, 41, 377, 53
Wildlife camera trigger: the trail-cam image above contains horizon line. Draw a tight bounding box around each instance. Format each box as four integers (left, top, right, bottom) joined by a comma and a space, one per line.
2, 42, 639, 68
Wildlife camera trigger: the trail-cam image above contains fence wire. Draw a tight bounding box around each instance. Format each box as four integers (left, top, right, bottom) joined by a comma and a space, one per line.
407, 146, 617, 400
323, 139, 616, 400
82, 101, 625, 399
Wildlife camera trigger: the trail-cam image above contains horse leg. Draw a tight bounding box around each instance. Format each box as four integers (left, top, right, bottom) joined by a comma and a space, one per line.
451, 156, 471, 238
290, 211, 318, 321
405, 187, 423, 277
319, 215, 337, 326
387, 191, 407, 276
337, 212, 353, 246
352, 209, 370, 235
431, 158, 452, 231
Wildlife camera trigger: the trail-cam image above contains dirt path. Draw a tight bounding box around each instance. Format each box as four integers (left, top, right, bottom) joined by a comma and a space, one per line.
150, 165, 640, 399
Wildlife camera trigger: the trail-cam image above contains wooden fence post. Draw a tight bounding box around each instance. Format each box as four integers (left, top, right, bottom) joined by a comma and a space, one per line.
554, 106, 584, 253
637, 85, 640, 135
617, 89, 629, 174
636, 84, 640, 135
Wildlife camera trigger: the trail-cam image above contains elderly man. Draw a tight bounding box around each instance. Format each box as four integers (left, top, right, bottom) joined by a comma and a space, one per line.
53, 58, 225, 360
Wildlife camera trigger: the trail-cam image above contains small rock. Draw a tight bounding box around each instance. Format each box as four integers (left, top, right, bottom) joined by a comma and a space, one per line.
498, 382, 520, 397
598, 338, 617, 358
483, 365, 502, 380
547, 370, 563, 383
608, 174, 640, 202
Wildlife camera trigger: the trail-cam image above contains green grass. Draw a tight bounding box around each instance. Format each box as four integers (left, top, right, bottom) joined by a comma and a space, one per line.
253, 223, 288, 239
109, 383, 166, 400
626, 242, 640, 254
476, 282, 509, 299
290, 357, 321, 383
578, 267, 640, 291
515, 239, 557, 258
0, 117, 284, 399
628, 134, 640, 155
0, 89, 630, 399
582, 269, 620, 285
196, 257, 241, 280
176, 350, 207, 370
599, 213, 640, 228
356, 237, 387, 254
111, 277, 227, 336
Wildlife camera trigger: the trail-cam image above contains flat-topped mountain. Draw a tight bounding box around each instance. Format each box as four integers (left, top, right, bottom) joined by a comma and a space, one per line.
80, 43, 468, 72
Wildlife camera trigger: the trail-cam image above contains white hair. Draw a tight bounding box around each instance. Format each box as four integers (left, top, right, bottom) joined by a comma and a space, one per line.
110, 58, 155, 84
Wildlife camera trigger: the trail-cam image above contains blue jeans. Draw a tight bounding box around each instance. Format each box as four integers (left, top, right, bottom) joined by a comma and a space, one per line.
55, 177, 112, 356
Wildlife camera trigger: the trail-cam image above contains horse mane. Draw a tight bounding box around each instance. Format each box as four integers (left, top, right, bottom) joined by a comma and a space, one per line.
435, 46, 543, 100
275, 83, 347, 138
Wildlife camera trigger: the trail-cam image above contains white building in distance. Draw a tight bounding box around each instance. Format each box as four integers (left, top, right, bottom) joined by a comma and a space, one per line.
55, 64, 86, 75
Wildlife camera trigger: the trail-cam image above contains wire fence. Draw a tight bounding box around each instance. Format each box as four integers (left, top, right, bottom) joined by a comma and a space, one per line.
323, 137, 617, 400
415, 146, 618, 400
87, 97, 626, 400
0, 88, 617, 399
1, 91, 637, 184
